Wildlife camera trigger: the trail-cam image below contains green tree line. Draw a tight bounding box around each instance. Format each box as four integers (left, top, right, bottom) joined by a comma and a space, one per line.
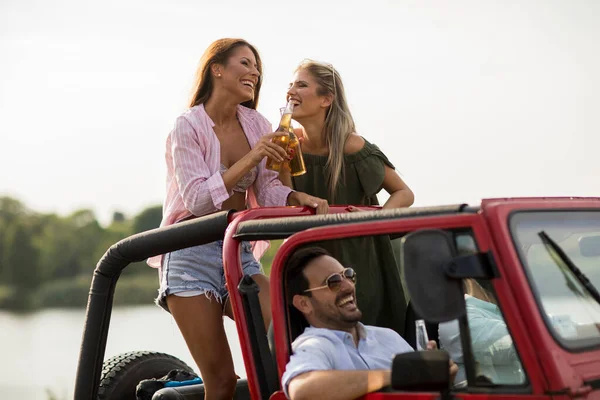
0, 196, 164, 311
0, 196, 282, 312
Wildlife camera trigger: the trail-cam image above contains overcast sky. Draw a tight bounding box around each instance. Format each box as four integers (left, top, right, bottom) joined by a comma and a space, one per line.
1, 0, 598, 225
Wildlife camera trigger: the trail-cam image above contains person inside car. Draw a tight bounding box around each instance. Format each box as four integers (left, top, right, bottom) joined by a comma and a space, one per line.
438, 279, 525, 385
282, 246, 457, 400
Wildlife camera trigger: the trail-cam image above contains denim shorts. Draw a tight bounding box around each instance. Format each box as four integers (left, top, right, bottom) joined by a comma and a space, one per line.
156, 240, 263, 312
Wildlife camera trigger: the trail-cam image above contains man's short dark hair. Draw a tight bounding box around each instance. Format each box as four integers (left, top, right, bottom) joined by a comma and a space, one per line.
285, 246, 332, 303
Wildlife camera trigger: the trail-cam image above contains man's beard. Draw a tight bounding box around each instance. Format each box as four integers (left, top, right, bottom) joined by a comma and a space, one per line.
313, 302, 362, 330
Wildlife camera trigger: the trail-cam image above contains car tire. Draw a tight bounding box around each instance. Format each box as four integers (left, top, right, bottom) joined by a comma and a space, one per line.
98, 350, 195, 400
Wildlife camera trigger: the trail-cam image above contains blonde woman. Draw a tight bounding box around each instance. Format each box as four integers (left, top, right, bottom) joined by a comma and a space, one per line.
438, 279, 525, 385
280, 60, 414, 335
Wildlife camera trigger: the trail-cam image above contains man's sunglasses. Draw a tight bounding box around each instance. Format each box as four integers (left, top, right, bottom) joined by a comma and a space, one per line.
303, 268, 357, 293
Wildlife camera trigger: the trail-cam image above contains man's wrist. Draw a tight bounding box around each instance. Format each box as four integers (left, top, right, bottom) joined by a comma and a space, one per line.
383, 370, 392, 387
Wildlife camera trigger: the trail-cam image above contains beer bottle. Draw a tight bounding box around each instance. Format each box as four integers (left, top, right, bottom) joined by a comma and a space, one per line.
288, 127, 306, 176
266, 100, 294, 172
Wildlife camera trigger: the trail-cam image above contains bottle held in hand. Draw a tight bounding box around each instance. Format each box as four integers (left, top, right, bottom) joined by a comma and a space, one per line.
266, 101, 294, 172
288, 127, 306, 176
415, 319, 429, 351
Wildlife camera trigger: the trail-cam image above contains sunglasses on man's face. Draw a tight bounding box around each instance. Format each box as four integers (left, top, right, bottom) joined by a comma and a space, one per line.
303, 268, 357, 293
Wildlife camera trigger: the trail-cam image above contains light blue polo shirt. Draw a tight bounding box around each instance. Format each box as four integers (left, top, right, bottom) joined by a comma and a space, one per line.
281, 323, 413, 397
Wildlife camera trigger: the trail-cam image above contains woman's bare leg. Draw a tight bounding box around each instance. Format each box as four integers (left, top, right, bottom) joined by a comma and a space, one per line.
167, 294, 236, 400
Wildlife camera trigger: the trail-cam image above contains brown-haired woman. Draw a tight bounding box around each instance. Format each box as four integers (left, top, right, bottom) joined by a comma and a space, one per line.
280, 60, 414, 336
148, 40, 328, 400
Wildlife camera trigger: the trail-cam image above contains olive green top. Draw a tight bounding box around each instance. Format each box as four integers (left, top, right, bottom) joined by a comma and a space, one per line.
292, 139, 407, 335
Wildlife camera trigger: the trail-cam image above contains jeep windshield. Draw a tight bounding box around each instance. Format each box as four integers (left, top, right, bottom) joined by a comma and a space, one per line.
510, 211, 600, 350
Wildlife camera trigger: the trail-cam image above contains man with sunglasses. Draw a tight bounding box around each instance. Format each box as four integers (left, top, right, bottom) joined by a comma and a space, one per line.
281, 246, 456, 400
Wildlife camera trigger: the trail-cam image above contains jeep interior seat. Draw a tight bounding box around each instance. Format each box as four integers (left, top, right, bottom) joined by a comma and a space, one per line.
268, 268, 311, 376
267, 305, 309, 360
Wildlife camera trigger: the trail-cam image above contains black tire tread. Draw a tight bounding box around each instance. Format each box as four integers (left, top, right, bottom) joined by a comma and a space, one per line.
98, 350, 194, 399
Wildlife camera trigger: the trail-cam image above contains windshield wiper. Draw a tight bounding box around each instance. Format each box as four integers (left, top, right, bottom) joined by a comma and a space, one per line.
538, 231, 600, 305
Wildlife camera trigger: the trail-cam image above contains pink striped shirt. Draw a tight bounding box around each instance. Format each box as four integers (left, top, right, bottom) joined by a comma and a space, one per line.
147, 104, 292, 268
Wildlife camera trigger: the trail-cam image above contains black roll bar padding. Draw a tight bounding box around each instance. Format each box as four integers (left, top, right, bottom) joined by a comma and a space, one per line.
74, 210, 232, 400
238, 275, 280, 398
233, 204, 472, 240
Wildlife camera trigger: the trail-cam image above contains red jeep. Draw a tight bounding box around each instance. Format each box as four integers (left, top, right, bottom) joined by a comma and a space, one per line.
74, 197, 600, 399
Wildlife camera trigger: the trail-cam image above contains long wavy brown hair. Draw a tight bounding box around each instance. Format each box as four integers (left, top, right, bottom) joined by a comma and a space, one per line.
189, 38, 263, 109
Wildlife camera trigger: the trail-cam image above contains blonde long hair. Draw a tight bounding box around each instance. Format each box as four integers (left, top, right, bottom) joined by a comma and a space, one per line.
296, 61, 356, 200
464, 279, 497, 305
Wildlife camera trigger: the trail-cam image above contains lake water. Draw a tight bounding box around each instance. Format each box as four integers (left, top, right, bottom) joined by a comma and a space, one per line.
0, 306, 245, 400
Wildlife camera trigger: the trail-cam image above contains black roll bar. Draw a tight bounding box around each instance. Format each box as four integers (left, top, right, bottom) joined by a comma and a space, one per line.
234, 204, 471, 240
74, 210, 232, 400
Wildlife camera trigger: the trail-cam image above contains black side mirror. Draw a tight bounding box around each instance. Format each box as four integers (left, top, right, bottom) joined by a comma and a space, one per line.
401, 229, 465, 323
391, 350, 450, 391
